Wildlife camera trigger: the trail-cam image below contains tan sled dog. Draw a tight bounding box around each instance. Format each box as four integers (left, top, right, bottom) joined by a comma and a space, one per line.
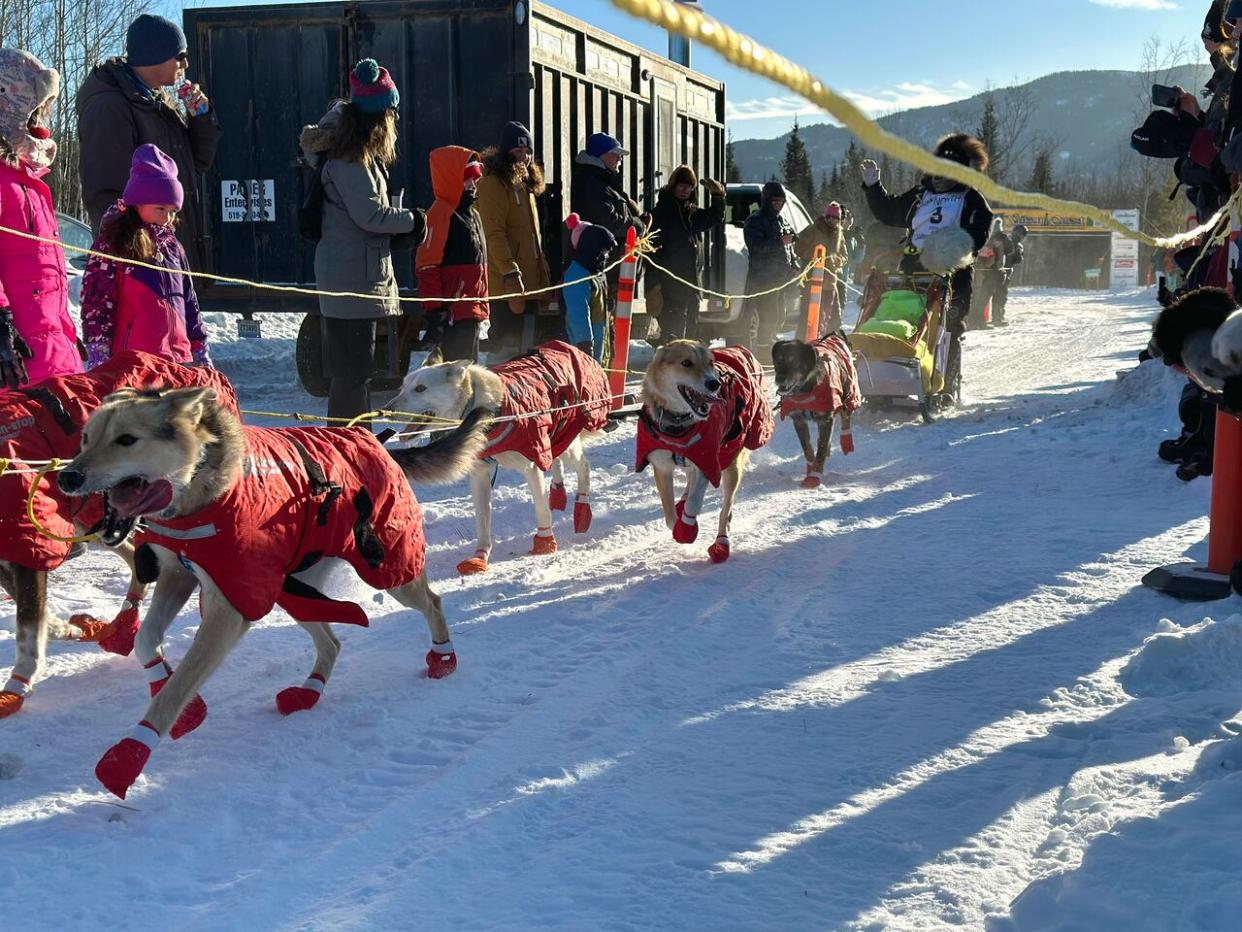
390, 341, 611, 574
635, 341, 773, 564
57, 386, 488, 798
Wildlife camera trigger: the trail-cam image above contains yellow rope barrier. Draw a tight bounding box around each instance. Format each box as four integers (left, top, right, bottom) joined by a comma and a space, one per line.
26, 460, 98, 544
609, 0, 1227, 251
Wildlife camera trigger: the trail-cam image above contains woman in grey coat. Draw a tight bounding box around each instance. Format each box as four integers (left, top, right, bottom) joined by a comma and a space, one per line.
300, 60, 425, 419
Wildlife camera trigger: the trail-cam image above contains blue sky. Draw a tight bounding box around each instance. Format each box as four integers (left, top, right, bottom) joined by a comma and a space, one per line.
201, 0, 1203, 139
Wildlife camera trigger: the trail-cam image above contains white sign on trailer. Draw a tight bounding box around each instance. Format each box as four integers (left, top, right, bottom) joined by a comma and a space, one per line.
221, 180, 275, 222
1110, 208, 1140, 289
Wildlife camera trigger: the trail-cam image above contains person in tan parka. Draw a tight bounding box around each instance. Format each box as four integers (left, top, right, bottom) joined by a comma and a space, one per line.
476, 121, 551, 359
795, 201, 849, 334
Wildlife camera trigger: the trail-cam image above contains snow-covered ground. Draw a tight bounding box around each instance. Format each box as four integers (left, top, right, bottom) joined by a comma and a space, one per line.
4, 288, 1242, 931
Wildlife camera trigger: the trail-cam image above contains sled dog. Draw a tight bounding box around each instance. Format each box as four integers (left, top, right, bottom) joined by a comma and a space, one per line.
771, 335, 861, 488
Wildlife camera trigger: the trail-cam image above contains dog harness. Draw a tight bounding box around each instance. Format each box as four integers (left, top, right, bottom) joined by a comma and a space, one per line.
779, 335, 862, 424
0, 351, 237, 570
481, 340, 611, 470
635, 346, 773, 488
137, 426, 425, 625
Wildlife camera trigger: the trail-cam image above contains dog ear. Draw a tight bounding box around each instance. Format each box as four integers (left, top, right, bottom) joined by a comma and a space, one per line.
423, 346, 445, 367
160, 387, 216, 424
447, 360, 471, 381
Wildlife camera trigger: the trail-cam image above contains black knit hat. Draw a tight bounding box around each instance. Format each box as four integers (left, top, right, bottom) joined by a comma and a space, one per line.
502, 121, 532, 152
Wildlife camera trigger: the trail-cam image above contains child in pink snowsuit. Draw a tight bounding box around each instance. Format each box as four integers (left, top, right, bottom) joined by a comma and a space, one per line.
0, 48, 82, 389
81, 144, 210, 370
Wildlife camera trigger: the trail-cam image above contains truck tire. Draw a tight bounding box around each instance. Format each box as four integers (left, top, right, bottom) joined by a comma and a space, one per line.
295, 315, 330, 398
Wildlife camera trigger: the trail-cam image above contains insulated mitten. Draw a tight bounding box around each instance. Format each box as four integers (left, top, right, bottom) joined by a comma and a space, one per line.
0, 308, 32, 389
549, 481, 568, 511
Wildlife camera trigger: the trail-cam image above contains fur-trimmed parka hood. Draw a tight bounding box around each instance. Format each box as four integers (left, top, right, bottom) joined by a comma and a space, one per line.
480, 145, 545, 196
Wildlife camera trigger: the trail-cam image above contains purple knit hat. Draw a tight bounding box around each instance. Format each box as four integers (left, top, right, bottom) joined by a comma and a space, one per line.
123, 144, 183, 209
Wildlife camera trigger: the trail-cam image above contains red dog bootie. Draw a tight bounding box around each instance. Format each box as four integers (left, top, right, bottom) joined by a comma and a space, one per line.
549, 482, 568, 512
840, 425, 855, 454
530, 529, 558, 555
426, 642, 456, 679
276, 673, 326, 715
708, 536, 732, 564
96, 721, 159, 799
573, 494, 593, 533
457, 550, 490, 575
801, 469, 823, 490
673, 500, 699, 544
98, 593, 144, 656
145, 658, 207, 740
0, 675, 32, 719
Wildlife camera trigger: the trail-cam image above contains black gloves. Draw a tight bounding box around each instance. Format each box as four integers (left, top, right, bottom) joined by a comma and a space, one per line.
0, 308, 32, 389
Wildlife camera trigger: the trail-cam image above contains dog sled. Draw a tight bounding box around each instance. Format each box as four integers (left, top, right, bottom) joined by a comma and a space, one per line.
848, 269, 955, 423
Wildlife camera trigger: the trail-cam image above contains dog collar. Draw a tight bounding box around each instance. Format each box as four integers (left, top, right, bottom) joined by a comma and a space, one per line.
650, 405, 698, 436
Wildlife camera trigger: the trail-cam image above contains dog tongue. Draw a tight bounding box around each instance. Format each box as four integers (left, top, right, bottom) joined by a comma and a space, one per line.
110, 479, 174, 518
29, 126, 50, 140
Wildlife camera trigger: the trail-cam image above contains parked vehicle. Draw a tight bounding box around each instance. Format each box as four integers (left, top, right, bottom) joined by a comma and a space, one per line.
57, 211, 93, 315
698, 183, 814, 343
183, 0, 726, 395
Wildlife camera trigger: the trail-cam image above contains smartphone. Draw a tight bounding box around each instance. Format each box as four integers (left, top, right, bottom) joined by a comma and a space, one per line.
1151, 84, 1180, 108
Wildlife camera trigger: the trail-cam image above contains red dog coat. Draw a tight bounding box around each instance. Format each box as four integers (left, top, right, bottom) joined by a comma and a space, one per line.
0, 351, 238, 570
779, 335, 861, 419
481, 341, 611, 470
138, 426, 424, 625
635, 346, 773, 488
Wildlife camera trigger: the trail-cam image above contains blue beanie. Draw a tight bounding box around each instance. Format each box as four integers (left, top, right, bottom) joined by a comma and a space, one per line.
126, 14, 187, 68
586, 132, 628, 159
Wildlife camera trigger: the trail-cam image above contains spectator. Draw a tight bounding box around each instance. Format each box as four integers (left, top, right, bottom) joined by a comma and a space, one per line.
795, 201, 849, 334
476, 121, 550, 361
561, 214, 616, 358
417, 146, 488, 363
969, 217, 1007, 329
0, 47, 80, 389
647, 164, 725, 342
993, 222, 1028, 327
81, 145, 210, 370
75, 13, 221, 272
300, 59, 424, 420
743, 180, 798, 353
571, 132, 647, 361
860, 133, 994, 402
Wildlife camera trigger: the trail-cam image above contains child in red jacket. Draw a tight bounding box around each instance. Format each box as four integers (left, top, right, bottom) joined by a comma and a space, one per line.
417, 146, 488, 362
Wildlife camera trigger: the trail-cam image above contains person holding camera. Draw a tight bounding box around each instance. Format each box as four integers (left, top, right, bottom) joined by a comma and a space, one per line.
647, 164, 725, 343
743, 181, 799, 354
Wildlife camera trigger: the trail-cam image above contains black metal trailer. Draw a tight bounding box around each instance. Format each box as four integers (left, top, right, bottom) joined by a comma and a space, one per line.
183, 0, 726, 393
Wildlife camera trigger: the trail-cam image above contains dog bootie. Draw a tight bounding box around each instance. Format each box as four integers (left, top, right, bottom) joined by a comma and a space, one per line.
840, 426, 855, 455
708, 536, 732, 564
530, 529, 558, 556
0, 675, 31, 718
673, 500, 699, 544
145, 659, 207, 740
96, 722, 159, 799
426, 642, 456, 679
573, 494, 593, 533
801, 470, 823, 489
68, 614, 114, 641
276, 673, 326, 715
457, 550, 490, 575
549, 482, 568, 511
97, 595, 143, 656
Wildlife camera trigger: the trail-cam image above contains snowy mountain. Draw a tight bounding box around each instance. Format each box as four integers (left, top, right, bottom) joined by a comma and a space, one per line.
732, 64, 1214, 185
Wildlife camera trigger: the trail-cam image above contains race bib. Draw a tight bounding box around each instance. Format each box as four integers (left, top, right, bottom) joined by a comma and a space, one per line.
910, 191, 966, 249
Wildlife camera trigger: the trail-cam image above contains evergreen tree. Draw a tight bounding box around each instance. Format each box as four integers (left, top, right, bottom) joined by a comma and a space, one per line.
814, 172, 832, 214
843, 139, 865, 174
781, 117, 815, 207
976, 95, 999, 176
1028, 149, 1055, 194
725, 131, 741, 184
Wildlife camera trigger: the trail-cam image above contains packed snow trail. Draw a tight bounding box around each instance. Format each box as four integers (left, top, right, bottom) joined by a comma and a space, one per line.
3, 289, 1241, 931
